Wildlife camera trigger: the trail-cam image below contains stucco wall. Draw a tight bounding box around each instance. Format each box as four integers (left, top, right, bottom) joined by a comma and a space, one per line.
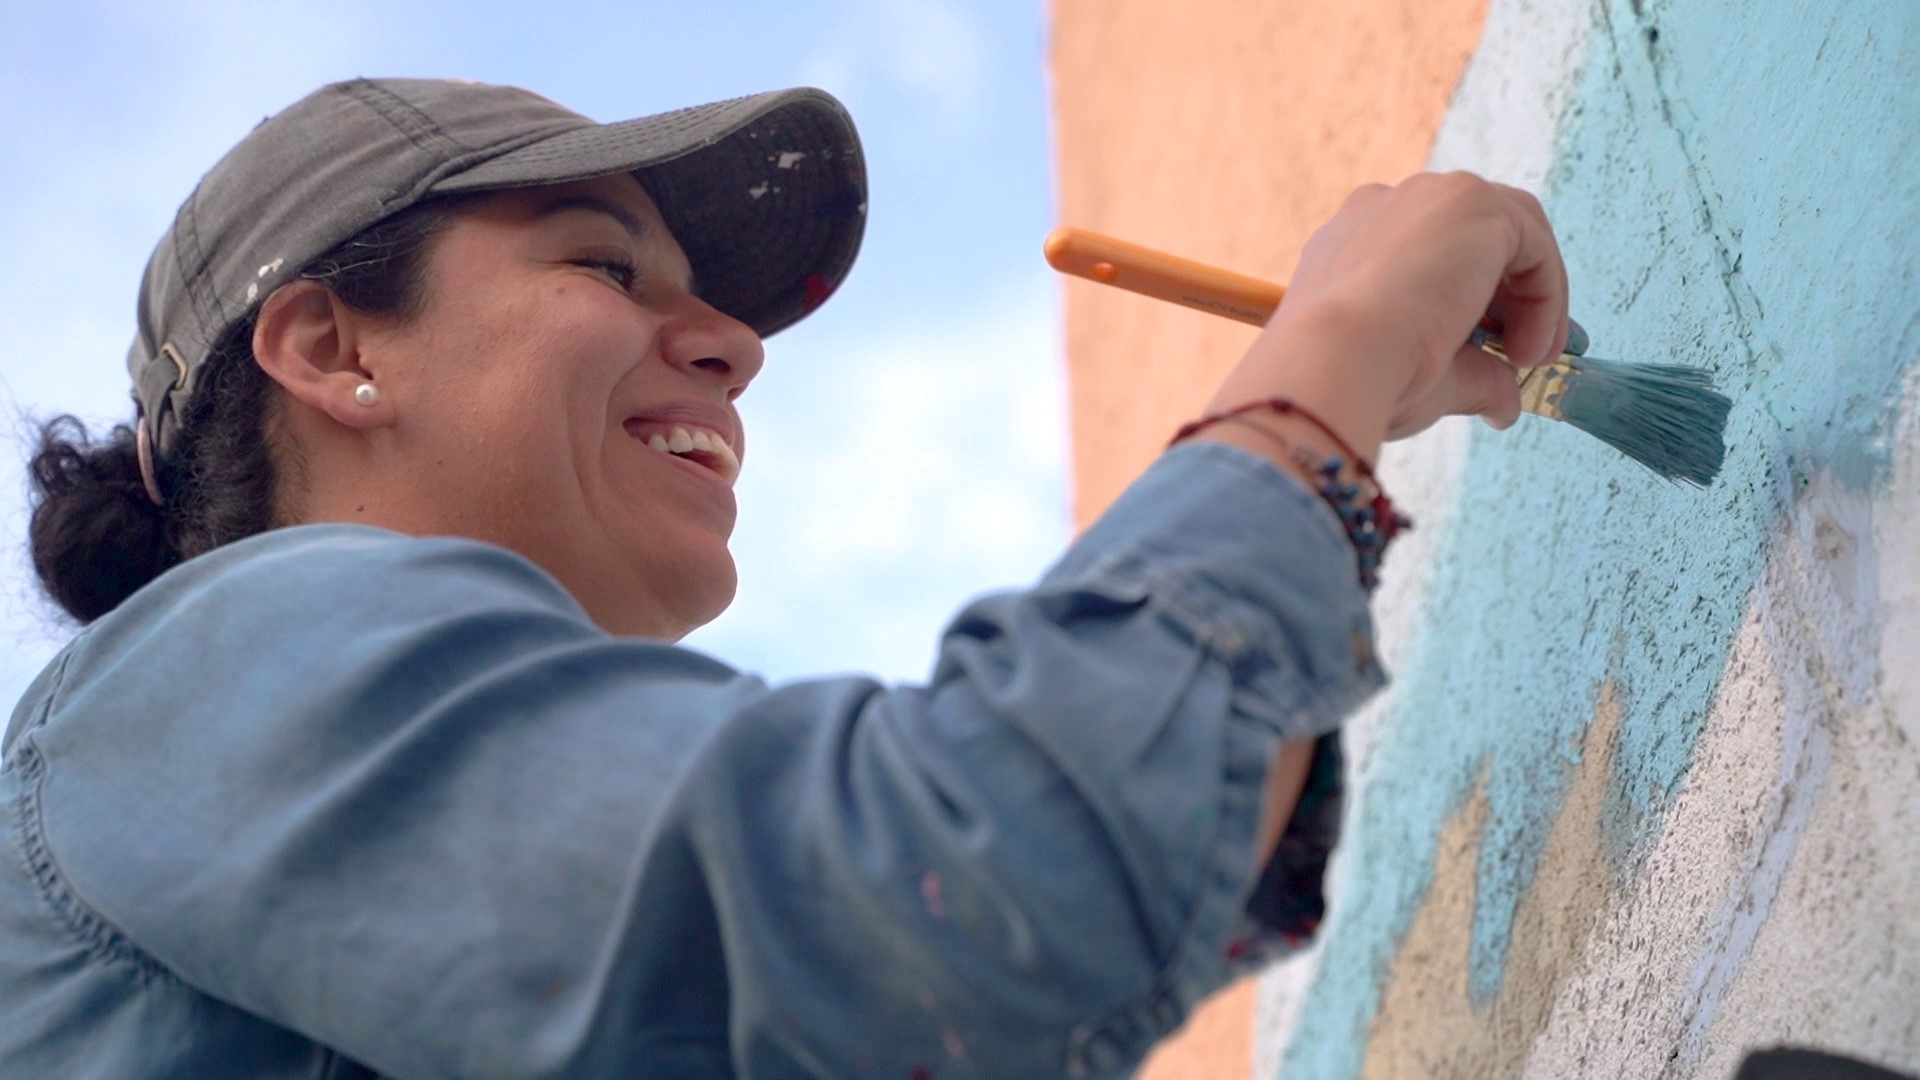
1047, 0, 1920, 1077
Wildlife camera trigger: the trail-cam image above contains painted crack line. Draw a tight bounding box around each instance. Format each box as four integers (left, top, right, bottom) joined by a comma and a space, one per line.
1599, 0, 1772, 365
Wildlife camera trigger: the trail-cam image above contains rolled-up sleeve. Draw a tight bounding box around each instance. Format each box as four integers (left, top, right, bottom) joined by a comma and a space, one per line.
13, 441, 1384, 1078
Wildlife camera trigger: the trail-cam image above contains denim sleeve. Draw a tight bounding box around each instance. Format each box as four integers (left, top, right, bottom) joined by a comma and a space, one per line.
12, 441, 1383, 1078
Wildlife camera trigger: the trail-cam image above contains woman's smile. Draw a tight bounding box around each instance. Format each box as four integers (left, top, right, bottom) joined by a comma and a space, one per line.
622, 417, 741, 486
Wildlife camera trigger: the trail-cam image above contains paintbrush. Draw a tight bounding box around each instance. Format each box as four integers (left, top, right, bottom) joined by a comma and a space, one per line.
1044, 227, 1731, 486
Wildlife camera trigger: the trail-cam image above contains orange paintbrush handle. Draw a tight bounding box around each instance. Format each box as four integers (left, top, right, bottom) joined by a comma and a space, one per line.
1043, 225, 1589, 421
1046, 225, 1595, 362
1043, 227, 1281, 328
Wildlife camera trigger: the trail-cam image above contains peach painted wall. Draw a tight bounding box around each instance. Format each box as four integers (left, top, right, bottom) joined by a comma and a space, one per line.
1046, 0, 1489, 533
1046, 1, 1490, 1074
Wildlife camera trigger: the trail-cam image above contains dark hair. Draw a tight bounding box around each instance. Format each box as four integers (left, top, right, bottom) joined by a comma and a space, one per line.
26, 196, 472, 624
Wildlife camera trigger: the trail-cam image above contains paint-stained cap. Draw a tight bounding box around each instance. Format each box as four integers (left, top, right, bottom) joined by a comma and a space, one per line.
130, 77, 867, 463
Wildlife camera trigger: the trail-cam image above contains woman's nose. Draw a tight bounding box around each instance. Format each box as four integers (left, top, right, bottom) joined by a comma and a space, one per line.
659, 294, 766, 398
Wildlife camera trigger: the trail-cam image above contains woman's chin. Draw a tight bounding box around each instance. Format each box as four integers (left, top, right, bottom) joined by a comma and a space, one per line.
626, 543, 738, 640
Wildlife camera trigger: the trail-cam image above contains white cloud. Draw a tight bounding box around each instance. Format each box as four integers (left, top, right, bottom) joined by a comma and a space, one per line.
796, 0, 990, 127
684, 281, 1071, 683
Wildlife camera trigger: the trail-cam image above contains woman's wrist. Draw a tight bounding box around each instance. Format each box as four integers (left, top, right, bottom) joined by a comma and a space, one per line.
1176, 402, 1413, 591
1182, 412, 1343, 493
1197, 299, 1409, 473
1176, 301, 1418, 591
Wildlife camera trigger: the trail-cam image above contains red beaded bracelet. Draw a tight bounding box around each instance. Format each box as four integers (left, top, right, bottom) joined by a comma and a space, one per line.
1169, 398, 1412, 591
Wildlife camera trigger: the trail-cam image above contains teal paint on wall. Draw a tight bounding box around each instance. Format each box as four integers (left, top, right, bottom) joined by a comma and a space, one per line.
1279, 0, 1917, 1075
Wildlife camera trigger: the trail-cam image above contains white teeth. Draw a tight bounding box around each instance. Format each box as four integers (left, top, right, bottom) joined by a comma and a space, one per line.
707, 435, 740, 482
636, 421, 740, 485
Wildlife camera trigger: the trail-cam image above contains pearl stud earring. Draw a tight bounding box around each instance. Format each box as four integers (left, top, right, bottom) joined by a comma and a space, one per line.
354, 383, 380, 406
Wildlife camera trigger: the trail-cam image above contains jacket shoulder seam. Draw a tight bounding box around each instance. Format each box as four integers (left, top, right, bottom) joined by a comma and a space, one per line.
9, 743, 178, 988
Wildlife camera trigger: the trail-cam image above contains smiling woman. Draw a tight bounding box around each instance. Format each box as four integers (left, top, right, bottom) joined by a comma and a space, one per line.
250, 175, 763, 637
0, 77, 1573, 1078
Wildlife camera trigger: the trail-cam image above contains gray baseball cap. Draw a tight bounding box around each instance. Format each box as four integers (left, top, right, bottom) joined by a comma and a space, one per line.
130, 77, 867, 465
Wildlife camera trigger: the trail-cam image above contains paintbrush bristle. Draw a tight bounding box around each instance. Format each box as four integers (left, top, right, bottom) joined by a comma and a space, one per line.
1555, 357, 1732, 486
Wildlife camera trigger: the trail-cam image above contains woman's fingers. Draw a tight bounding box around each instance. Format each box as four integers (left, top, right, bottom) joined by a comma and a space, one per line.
1387, 344, 1523, 438
1459, 346, 1524, 430
1486, 182, 1570, 368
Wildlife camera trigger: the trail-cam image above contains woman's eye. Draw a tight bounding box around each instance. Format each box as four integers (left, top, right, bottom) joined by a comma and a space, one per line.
579, 258, 640, 290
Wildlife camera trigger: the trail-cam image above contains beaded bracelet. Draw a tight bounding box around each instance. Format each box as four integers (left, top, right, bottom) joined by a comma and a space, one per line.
1169, 398, 1412, 591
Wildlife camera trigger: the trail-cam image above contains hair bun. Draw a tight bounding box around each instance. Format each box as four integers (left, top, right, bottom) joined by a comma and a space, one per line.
28, 417, 176, 623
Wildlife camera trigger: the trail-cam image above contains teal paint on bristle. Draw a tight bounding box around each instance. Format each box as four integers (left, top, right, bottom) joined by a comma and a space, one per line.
1556, 356, 1732, 486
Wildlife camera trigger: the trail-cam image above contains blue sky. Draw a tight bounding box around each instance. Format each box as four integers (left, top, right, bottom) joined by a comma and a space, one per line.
0, 0, 1071, 707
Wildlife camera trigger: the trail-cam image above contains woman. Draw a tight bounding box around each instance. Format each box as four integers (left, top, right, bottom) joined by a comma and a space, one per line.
1, 78, 1567, 1077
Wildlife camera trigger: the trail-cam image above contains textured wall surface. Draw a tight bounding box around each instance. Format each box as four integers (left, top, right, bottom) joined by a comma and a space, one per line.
1047, 0, 1920, 1077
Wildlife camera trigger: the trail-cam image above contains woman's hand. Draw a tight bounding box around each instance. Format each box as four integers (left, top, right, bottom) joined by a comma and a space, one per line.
1194, 172, 1571, 468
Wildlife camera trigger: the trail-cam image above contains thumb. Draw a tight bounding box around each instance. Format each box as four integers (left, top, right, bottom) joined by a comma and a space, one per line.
1455, 347, 1523, 430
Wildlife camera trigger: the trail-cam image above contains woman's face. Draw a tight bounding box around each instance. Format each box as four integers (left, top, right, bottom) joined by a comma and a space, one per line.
333, 174, 764, 638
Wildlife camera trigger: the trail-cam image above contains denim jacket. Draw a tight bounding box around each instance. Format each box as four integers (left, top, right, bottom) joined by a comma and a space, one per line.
0, 442, 1383, 1078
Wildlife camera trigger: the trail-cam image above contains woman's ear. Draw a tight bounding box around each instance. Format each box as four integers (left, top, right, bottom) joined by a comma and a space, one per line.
252, 281, 394, 430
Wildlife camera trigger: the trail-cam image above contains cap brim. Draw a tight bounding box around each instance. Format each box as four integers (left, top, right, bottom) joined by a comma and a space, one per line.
434, 88, 866, 338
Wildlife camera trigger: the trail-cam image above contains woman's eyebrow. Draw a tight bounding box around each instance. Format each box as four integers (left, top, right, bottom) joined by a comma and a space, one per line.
530, 194, 701, 296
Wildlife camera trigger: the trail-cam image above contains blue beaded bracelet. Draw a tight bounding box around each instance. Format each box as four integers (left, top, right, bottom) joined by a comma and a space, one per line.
1170, 398, 1412, 591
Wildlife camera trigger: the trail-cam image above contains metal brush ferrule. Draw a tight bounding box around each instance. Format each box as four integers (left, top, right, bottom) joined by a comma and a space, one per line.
1514, 361, 1574, 420
1472, 330, 1574, 421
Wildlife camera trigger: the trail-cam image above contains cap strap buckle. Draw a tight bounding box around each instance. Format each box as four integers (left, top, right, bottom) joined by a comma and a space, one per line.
136, 342, 191, 507
135, 417, 164, 507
